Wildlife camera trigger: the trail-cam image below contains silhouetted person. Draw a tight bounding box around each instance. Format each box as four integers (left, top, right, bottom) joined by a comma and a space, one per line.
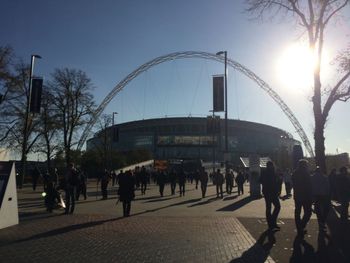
169, 169, 177, 195
44, 175, 55, 213
178, 168, 186, 197
194, 170, 200, 189
236, 171, 245, 195
199, 168, 208, 198
156, 169, 166, 197
140, 166, 148, 195
328, 168, 337, 201
337, 167, 350, 221
31, 167, 40, 191
260, 161, 281, 231
98, 169, 110, 200
64, 163, 79, 214
225, 170, 234, 194
111, 170, 117, 186
292, 159, 313, 236
76, 169, 87, 201
118, 170, 135, 217
276, 169, 283, 197
283, 168, 292, 197
215, 169, 224, 198
311, 167, 331, 232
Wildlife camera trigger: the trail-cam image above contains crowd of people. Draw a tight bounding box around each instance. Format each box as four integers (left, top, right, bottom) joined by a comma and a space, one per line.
32, 160, 350, 235
260, 160, 350, 238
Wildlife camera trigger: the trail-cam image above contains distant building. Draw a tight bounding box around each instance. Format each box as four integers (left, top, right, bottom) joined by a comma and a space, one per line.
87, 117, 300, 167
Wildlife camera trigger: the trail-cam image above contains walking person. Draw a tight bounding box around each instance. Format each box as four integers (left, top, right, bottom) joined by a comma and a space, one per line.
118, 170, 135, 217
225, 170, 234, 194
337, 167, 350, 221
156, 169, 166, 197
260, 161, 281, 231
283, 168, 293, 197
328, 168, 337, 201
292, 159, 313, 237
111, 170, 117, 186
311, 167, 331, 232
215, 169, 224, 198
76, 169, 87, 201
64, 163, 79, 214
194, 170, 200, 189
199, 168, 208, 198
169, 169, 177, 195
31, 167, 40, 191
98, 169, 110, 200
140, 166, 148, 195
178, 168, 186, 197
236, 170, 245, 195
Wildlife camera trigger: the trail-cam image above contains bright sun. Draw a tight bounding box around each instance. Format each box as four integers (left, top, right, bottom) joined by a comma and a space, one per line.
276, 43, 329, 92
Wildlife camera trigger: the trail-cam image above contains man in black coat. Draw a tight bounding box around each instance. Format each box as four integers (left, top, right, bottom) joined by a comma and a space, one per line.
118, 170, 135, 217
260, 161, 281, 231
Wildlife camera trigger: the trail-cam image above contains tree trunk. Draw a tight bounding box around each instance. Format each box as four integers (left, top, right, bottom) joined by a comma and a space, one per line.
314, 117, 327, 173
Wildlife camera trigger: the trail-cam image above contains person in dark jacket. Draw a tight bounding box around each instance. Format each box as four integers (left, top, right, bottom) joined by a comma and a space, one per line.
140, 166, 148, 195
260, 161, 281, 231
64, 163, 79, 214
156, 169, 166, 197
98, 169, 110, 200
169, 169, 177, 195
292, 159, 313, 236
118, 170, 135, 217
199, 168, 209, 198
178, 168, 186, 197
236, 170, 245, 195
31, 167, 40, 191
215, 169, 224, 198
76, 169, 87, 201
225, 170, 234, 195
337, 167, 350, 221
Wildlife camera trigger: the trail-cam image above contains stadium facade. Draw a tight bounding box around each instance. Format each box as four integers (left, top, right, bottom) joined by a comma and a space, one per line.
86, 117, 300, 167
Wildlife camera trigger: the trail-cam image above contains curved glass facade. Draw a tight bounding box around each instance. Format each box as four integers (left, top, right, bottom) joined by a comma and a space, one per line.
87, 117, 300, 166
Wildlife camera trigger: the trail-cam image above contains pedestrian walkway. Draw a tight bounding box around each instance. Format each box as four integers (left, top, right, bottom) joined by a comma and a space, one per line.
1, 181, 349, 262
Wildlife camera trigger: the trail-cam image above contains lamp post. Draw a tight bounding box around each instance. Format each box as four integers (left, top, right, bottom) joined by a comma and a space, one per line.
216, 51, 228, 170
20, 54, 41, 188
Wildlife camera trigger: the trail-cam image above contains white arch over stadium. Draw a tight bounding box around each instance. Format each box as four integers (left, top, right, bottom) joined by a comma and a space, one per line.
78, 51, 314, 157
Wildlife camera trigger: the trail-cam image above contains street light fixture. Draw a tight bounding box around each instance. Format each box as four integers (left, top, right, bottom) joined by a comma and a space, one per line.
216, 51, 228, 171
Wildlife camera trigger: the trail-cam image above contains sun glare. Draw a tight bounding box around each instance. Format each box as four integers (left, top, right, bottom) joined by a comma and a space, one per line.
276, 43, 329, 93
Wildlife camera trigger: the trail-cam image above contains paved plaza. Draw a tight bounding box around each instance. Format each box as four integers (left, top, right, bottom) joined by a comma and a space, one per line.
1, 181, 349, 262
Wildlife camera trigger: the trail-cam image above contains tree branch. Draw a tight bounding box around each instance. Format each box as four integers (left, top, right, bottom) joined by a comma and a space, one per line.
323, 70, 350, 119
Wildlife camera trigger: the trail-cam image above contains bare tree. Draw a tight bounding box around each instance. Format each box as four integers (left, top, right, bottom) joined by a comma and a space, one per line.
34, 88, 61, 173
0, 45, 14, 105
49, 68, 96, 166
90, 114, 114, 171
246, 0, 350, 172
0, 62, 42, 186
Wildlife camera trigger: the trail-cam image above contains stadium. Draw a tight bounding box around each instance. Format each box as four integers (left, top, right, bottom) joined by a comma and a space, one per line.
86, 117, 300, 167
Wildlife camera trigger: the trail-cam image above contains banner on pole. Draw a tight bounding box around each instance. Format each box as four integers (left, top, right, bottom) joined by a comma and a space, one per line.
30, 78, 43, 113
213, 75, 224, 112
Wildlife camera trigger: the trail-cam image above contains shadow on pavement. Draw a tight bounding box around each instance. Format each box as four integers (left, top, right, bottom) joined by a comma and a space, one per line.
217, 196, 253, 212
9, 216, 124, 246
223, 195, 239, 201
144, 197, 177, 203
230, 230, 276, 263
290, 235, 316, 263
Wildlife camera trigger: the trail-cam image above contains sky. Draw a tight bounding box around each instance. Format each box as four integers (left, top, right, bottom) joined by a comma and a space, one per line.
1, 0, 350, 157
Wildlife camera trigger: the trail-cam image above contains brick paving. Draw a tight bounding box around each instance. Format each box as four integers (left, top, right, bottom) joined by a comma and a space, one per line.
0, 215, 274, 263
1, 181, 349, 262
